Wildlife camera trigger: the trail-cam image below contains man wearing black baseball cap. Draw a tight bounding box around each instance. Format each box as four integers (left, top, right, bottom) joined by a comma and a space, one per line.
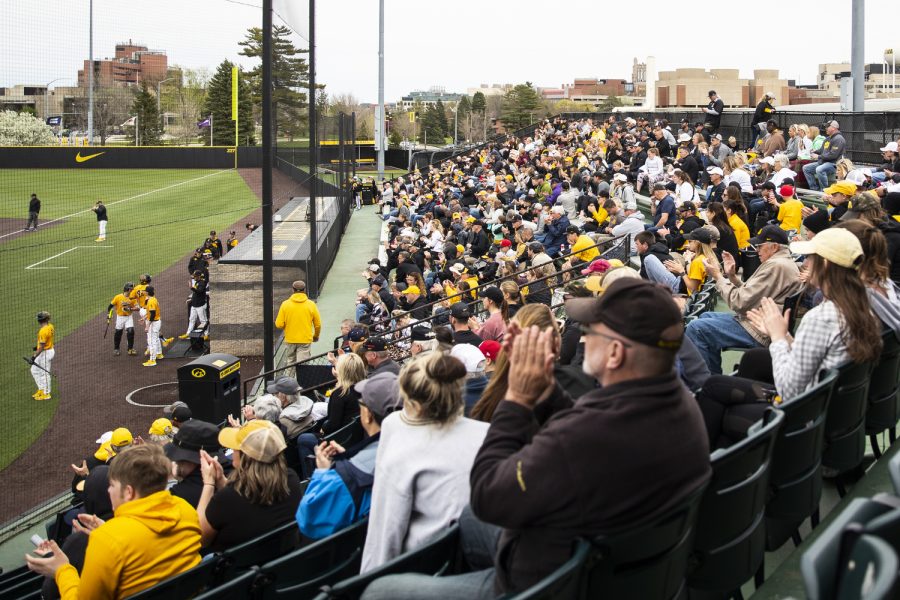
449, 302, 483, 348
362, 337, 399, 375
685, 224, 801, 373
463, 278, 710, 595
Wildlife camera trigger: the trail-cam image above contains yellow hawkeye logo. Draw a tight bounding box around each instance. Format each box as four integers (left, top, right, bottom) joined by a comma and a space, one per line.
191, 368, 207, 378
75, 151, 105, 163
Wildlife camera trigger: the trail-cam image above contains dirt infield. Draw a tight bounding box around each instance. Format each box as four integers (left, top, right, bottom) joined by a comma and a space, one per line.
0, 168, 303, 524
0, 217, 66, 243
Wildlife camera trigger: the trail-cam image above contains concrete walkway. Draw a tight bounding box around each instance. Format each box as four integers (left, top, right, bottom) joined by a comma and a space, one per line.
310, 205, 383, 356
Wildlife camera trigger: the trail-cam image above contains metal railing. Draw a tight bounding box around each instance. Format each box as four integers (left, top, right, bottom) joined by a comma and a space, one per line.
241, 233, 632, 403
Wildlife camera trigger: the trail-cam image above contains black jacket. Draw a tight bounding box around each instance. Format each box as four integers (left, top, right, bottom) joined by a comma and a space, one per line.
470, 372, 711, 593
469, 229, 491, 258
29, 196, 40, 213
752, 100, 775, 126
639, 242, 674, 279
878, 219, 900, 285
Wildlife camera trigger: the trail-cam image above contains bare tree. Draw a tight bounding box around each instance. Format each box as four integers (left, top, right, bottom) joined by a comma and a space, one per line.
171, 67, 209, 145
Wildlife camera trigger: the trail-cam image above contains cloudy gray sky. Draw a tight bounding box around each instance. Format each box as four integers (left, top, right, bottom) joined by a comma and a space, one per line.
2, 0, 898, 103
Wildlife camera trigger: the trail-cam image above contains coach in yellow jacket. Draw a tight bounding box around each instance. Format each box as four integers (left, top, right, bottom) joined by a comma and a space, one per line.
276, 280, 322, 366
26, 445, 201, 599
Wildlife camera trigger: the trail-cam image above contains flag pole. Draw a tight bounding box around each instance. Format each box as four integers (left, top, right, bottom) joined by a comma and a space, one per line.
232, 66, 239, 169
210, 113, 213, 146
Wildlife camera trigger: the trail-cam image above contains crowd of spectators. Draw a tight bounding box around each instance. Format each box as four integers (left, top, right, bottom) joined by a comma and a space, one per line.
24, 112, 900, 599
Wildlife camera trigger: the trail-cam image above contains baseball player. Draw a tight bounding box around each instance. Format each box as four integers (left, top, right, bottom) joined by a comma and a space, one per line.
31, 311, 55, 400
131, 274, 172, 356
180, 270, 208, 339
92, 200, 108, 242
108, 282, 137, 356
143, 286, 163, 367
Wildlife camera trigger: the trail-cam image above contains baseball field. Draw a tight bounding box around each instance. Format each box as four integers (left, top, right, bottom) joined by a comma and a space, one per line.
0, 168, 259, 471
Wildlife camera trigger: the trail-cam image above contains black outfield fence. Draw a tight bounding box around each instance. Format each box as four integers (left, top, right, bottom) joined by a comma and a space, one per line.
0, 146, 263, 169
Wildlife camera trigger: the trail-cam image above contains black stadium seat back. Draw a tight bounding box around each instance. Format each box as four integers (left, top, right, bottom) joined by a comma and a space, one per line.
194, 568, 261, 600
257, 517, 369, 600
765, 369, 836, 551
581, 483, 707, 600
0, 572, 43, 600
322, 417, 364, 448
319, 523, 462, 600
890, 453, 900, 496
0, 565, 29, 584
505, 540, 591, 600
802, 517, 900, 600
125, 556, 221, 600
217, 520, 301, 577
689, 409, 784, 594
823, 361, 875, 475
866, 331, 900, 436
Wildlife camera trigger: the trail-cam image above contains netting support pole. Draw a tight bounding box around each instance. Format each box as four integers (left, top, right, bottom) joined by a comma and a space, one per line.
87, 0, 94, 145
851, 0, 865, 112
261, 0, 275, 375
308, 0, 319, 296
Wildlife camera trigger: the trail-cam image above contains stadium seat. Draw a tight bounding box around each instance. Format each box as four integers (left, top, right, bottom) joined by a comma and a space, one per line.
579, 482, 707, 600
255, 517, 368, 599
317, 523, 462, 600
688, 408, 784, 598
193, 568, 261, 600
823, 361, 876, 496
890, 453, 900, 496
866, 331, 900, 458
802, 523, 899, 600
505, 539, 591, 600
322, 417, 365, 448
215, 520, 301, 583
0, 571, 43, 600
0, 565, 31, 585
125, 555, 224, 600
765, 369, 837, 551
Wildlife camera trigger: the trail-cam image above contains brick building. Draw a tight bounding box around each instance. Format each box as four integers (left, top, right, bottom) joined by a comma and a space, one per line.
77, 40, 168, 87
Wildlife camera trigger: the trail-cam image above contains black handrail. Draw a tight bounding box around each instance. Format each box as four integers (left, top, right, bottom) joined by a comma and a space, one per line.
241, 233, 631, 402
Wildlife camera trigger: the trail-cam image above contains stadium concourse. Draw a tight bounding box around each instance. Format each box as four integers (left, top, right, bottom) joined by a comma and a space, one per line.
6, 114, 900, 599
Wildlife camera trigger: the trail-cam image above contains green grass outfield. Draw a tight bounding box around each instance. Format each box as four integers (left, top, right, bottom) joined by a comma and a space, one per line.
0, 169, 258, 470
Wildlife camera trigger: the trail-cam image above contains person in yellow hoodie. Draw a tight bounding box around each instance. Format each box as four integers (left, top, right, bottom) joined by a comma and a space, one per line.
275, 280, 322, 366
26, 444, 201, 599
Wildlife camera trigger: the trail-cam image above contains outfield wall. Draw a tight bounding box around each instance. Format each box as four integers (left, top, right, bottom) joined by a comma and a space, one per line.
0, 146, 263, 169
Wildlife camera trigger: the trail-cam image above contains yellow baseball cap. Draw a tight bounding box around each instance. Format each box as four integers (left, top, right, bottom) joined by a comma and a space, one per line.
456, 244, 465, 254
452, 212, 461, 219
110, 427, 133, 448
149, 418, 174, 437
404, 285, 421, 295
824, 181, 857, 196
218, 419, 286, 463
789, 227, 864, 269
466, 216, 476, 223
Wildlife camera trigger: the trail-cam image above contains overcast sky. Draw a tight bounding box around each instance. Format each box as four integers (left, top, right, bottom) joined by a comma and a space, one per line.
2, 0, 898, 103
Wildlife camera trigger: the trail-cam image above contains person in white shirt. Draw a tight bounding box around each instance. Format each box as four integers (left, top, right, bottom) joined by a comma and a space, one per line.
609, 202, 645, 255
770, 153, 797, 187
722, 155, 753, 194
673, 169, 698, 207
361, 352, 489, 572
636, 147, 665, 193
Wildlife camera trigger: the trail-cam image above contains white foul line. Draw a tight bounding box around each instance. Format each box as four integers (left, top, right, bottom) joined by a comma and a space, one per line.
26, 245, 113, 270
1, 168, 231, 240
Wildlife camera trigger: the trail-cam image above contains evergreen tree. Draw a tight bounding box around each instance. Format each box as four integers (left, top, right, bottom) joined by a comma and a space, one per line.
471, 92, 486, 114
420, 103, 445, 145
201, 60, 255, 146
500, 83, 543, 132
435, 99, 449, 139
239, 25, 318, 141
129, 83, 162, 145
388, 128, 402, 148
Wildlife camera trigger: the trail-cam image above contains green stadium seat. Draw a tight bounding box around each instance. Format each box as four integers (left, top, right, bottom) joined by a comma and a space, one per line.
506, 540, 591, 600
866, 331, 900, 458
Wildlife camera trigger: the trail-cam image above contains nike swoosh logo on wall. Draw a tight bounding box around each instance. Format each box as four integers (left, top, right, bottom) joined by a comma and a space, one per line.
75, 151, 106, 163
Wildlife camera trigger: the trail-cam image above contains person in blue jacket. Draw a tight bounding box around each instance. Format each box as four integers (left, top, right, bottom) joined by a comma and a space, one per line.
296, 371, 402, 539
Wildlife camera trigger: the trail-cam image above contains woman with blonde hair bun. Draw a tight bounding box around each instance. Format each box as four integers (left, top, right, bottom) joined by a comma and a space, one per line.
361, 351, 489, 572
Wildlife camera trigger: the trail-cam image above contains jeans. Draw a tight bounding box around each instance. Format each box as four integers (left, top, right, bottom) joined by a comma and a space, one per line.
26, 211, 39, 230
685, 312, 761, 375
801, 162, 836, 192
361, 506, 501, 600
748, 198, 768, 230
642, 255, 681, 293
297, 432, 319, 479
355, 303, 368, 322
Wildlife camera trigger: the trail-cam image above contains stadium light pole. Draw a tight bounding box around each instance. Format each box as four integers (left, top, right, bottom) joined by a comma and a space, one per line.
87, 0, 94, 145
43, 78, 68, 122
308, 0, 319, 296
851, 0, 865, 111
376, 0, 385, 180
261, 0, 275, 375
